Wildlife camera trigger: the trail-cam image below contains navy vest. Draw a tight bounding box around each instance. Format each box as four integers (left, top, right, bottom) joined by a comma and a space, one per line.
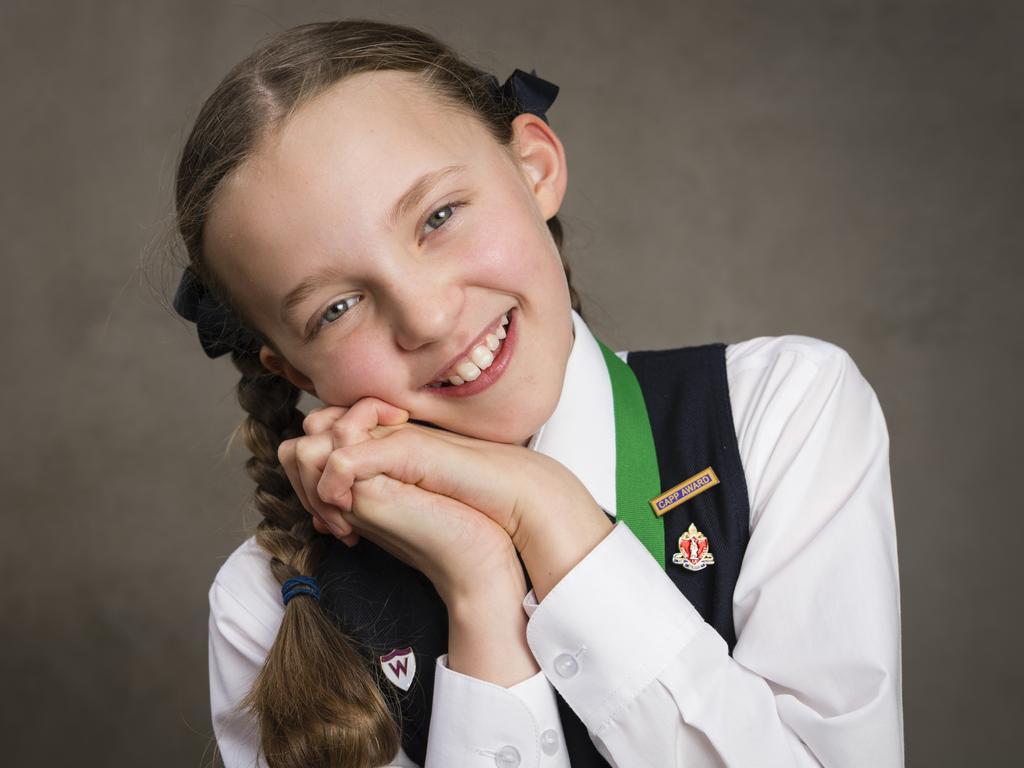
315, 343, 752, 766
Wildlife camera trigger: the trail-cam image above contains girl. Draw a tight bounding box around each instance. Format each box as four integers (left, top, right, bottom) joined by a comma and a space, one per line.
171, 19, 903, 768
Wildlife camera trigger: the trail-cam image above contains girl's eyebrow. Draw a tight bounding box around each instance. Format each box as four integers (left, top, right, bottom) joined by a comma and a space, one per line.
384, 163, 467, 229
280, 264, 349, 329
279, 163, 468, 329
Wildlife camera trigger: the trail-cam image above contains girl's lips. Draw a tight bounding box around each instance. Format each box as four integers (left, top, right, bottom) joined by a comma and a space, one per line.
422, 308, 518, 398
428, 308, 509, 384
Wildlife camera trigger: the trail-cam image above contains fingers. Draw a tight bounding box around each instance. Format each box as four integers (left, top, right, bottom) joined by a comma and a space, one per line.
329, 397, 410, 450
316, 428, 520, 534
311, 509, 361, 547
295, 434, 355, 529
303, 397, 410, 439
279, 434, 354, 538
303, 405, 349, 436
301, 397, 409, 535
280, 397, 408, 546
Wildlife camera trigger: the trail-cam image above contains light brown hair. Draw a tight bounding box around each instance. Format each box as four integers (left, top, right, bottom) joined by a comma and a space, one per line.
172, 19, 582, 767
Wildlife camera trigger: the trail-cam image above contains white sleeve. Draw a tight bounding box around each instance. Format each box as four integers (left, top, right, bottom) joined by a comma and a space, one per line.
208, 580, 275, 768
424, 657, 570, 767
209, 570, 420, 767
521, 337, 904, 766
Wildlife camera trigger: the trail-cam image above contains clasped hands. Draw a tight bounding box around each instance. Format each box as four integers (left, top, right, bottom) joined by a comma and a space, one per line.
276, 397, 613, 605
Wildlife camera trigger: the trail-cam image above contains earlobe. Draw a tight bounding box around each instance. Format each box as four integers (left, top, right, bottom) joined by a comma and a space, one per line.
259, 345, 317, 396
510, 113, 568, 222
258, 345, 285, 376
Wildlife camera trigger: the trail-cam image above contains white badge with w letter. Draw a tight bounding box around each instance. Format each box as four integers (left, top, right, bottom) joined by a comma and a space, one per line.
380, 646, 417, 691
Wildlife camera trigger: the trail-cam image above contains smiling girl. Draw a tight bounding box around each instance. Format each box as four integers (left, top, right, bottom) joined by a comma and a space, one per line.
171, 19, 903, 768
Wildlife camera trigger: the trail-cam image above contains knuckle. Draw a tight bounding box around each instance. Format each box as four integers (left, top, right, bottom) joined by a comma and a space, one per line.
329, 418, 352, 436
301, 411, 319, 434
276, 439, 293, 465
304, 405, 349, 435
293, 439, 317, 466
330, 420, 360, 446
325, 445, 354, 475
314, 478, 338, 507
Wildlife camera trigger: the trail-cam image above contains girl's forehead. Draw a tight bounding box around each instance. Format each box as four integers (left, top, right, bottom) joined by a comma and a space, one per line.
252, 71, 485, 185
213, 72, 503, 242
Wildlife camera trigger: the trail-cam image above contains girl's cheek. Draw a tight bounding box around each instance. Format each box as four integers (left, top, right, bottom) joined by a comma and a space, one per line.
463, 224, 537, 286
311, 355, 383, 407
323, 365, 409, 409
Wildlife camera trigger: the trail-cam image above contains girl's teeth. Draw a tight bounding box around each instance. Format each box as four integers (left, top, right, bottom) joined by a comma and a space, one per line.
433, 311, 512, 388
449, 340, 498, 384
455, 360, 481, 381
469, 345, 493, 369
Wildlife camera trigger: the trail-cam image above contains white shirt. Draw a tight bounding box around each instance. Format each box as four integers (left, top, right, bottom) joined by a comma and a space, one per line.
208, 309, 904, 767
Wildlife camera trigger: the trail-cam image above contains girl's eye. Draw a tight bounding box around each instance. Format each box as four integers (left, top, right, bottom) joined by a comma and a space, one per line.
308, 295, 361, 339
306, 200, 466, 341
422, 199, 466, 237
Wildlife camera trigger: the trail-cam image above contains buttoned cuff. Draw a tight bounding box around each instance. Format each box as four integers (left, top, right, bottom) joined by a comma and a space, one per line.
424, 655, 570, 768
523, 520, 707, 734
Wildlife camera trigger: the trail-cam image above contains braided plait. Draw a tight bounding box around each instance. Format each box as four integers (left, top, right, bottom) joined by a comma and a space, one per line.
231, 351, 401, 766
234, 354, 311, 575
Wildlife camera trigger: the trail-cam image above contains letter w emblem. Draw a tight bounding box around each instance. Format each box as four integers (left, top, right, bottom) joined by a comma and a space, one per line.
380, 646, 417, 691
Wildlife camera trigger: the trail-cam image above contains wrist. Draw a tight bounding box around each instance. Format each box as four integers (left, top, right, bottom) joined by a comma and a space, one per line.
514, 455, 614, 601
438, 539, 527, 609
446, 584, 539, 687
521, 504, 613, 602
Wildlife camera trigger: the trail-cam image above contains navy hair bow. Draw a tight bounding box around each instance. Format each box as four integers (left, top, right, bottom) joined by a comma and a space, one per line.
491, 68, 559, 125
173, 68, 558, 359
172, 266, 257, 359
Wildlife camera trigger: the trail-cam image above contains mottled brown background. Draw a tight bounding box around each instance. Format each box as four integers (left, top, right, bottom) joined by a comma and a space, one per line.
2, 1, 1020, 765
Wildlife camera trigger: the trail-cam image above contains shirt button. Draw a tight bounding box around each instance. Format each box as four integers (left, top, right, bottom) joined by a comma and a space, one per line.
540, 728, 560, 755
494, 745, 521, 767
554, 653, 579, 678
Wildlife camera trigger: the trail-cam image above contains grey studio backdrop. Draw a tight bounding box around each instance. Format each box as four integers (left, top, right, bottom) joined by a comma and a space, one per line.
1, 1, 1020, 765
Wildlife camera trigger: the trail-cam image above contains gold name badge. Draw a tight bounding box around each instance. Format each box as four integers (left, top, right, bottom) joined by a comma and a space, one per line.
649, 466, 720, 518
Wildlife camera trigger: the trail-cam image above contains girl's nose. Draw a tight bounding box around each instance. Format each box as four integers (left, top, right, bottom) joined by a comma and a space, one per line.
387, 278, 463, 352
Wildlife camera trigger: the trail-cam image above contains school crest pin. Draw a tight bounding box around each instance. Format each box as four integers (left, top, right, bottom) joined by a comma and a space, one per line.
672, 523, 715, 571
380, 647, 416, 691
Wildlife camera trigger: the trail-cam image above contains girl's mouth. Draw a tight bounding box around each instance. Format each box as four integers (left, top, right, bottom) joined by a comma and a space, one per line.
421, 307, 518, 398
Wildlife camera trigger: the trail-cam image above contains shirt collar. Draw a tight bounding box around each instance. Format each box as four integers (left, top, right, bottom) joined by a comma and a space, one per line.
526, 308, 618, 518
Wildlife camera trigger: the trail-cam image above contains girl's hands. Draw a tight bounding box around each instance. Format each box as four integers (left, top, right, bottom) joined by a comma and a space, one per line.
277, 398, 410, 547
310, 402, 614, 602
280, 397, 547, 685
277, 398, 529, 606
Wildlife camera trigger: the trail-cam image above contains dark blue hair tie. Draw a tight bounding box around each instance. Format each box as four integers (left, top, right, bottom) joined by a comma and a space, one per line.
281, 575, 321, 606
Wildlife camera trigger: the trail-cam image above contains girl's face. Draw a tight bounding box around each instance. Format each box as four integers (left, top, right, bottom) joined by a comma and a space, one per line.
204, 70, 574, 445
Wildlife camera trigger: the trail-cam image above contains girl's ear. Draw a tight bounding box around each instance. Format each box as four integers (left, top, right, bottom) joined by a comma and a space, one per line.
259, 345, 318, 397
509, 113, 568, 222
